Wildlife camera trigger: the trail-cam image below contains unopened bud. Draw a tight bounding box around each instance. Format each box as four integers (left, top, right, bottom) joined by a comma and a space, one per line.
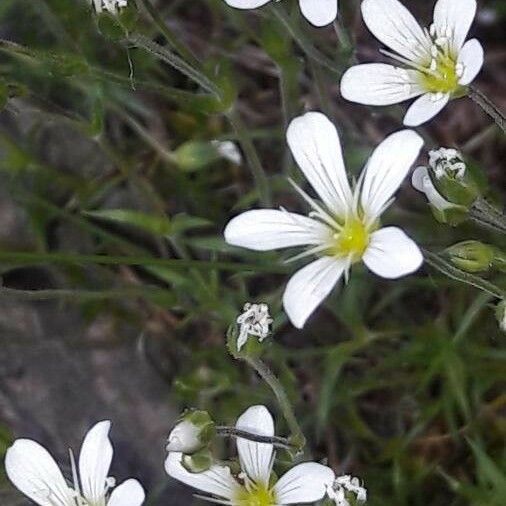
495, 300, 506, 333
428, 148, 480, 207
181, 448, 213, 473
166, 410, 215, 455
445, 241, 495, 273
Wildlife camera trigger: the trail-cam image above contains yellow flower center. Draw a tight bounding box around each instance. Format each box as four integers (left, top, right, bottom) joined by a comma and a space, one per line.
330, 217, 370, 262
234, 483, 276, 506
421, 51, 460, 94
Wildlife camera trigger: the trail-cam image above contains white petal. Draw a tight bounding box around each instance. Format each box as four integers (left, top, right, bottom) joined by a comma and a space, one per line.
273, 462, 335, 504
283, 256, 348, 329
235, 405, 274, 484
360, 130, 423, 221
223, 0, 271, 8
361, 0, 429, 61
363, 227, 423, 279
5, 439, 75, 506
433, 0, 477, 52
224, 209, 329, 251
286, 112, 353, 217
403, 93, 450, 127
165, 452, 239, 500
79, 421, 113, 504
412, 166, 454, 211
299, 0, 337, 27
340, 64, 424, 106
108, 479, 145, 506
458, 39, 484, 86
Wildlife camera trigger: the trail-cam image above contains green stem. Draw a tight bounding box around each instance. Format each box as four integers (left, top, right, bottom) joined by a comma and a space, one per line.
243, 355, 306, 453
135, 0, 200, 67
269, 5, 339, 74
226, 108, 272, 207
468, 85, 506, 134
127, 33, 221, 98
469, 198, 506, 234
423, 249, 504, 299
215, 426, 295, 450
0, 251, 289, 274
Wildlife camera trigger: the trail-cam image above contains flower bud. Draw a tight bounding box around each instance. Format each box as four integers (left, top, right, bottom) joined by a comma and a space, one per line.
181, 448, 214, 473
445, 241, 495, 273
411, 166, 467, 225
428, 148, 480, 207
495, 300, 506, 333
166, 410, 215, 455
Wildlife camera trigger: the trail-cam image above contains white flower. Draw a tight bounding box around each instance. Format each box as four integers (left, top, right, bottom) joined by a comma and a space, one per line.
236, 302, 273, 351
341, 0, 484, 126
223, 0, 338, 27
5, 420, 145, 506
327, 475, 367, 506
224, 112, 423, 329
165, 405, 335, 505
166, 420, 202, 454
90, 0, 128, 14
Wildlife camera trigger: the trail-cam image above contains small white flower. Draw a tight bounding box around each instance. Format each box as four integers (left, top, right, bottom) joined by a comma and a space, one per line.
5, 421, 145, 506
211, 140, 243, 165
90, 0, 128, 14
165, 405, 335, 505
223, 0, 338, 27
236, 302, 273, 351
225, 112, 423, 329
166, 420, 202, 454
341, 0, 484, 126
327, 475, 367, 506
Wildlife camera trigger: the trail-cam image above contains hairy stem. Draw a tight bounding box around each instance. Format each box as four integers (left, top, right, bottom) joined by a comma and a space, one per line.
243, 355, 306, 453
127, 33, 221, 97
468, 85, 506, 134
135, 0, 200, 67
423, 249, 504, 299
469, 197, 506, 234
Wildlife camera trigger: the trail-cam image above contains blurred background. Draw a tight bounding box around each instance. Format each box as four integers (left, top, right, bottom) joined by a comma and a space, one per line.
0, 0, 504, 504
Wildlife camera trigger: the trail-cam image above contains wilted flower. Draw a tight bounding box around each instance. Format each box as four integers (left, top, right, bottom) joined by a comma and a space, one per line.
326, 475, 367, 506
225, 112, 423, 328
412, 166, 456, 213
5, 421, 145, 506
236, 302, 273, 351
166, 405, 335, 505
90, 0, 128, 14
428, 148, 466, 180
223, 0, 338, 27
341, 0, 484, 126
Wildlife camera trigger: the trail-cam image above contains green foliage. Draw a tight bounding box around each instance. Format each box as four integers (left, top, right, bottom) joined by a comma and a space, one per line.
0, 1, 504, 505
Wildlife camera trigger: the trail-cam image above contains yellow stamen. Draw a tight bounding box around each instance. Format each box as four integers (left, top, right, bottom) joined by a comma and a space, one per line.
330, 217, 370, 262
421, 51, 459, 94
234, 483, 275, 506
